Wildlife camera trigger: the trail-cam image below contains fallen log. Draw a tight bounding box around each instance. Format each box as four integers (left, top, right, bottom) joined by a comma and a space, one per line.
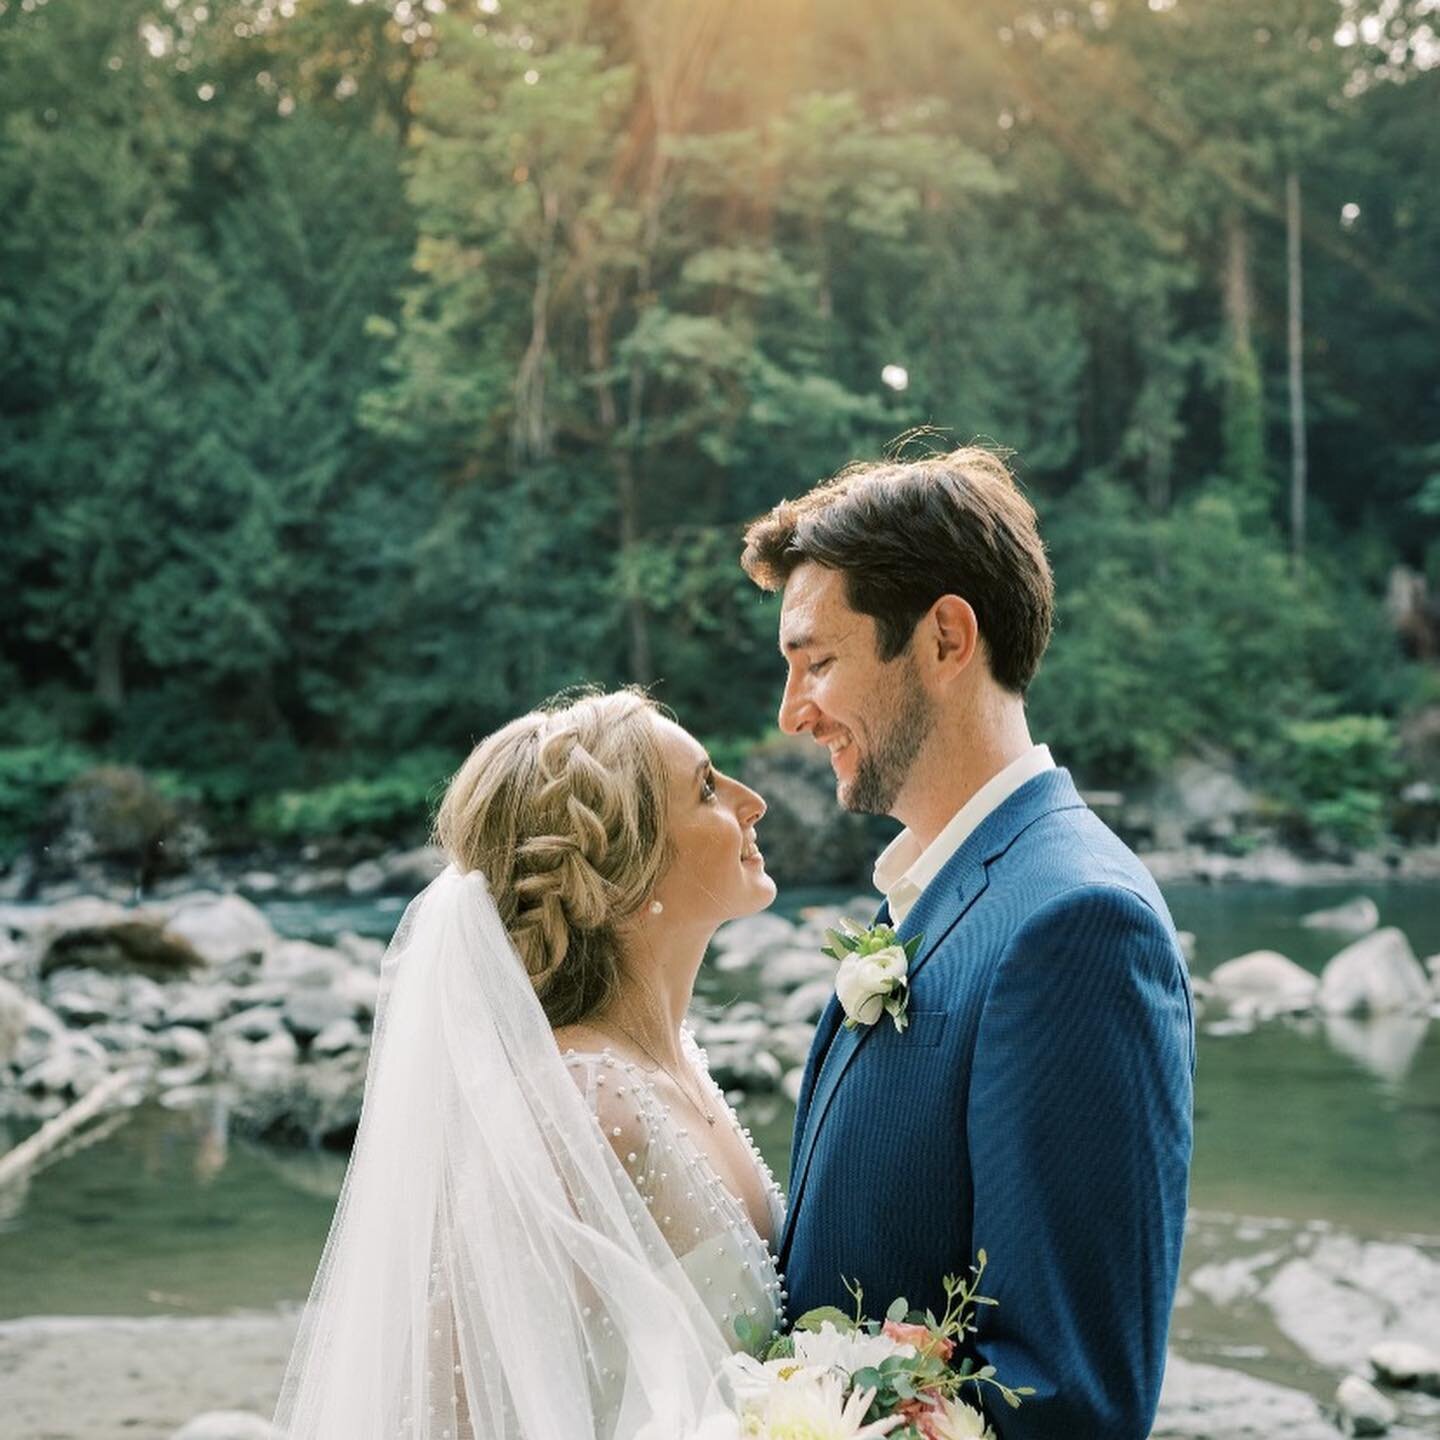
0, 1068, 146, 1189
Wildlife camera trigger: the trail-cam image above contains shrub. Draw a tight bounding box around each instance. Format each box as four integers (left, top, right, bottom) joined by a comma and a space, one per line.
1277, 715, 1402, 849
252, 750, 453, 842
0, 743, 96, 860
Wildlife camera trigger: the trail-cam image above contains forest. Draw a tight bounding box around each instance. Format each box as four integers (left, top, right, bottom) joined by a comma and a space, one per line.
1, 0, 1437, 859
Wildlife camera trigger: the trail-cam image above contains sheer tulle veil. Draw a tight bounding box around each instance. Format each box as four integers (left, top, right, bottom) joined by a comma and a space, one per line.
271, 865, 739, 1440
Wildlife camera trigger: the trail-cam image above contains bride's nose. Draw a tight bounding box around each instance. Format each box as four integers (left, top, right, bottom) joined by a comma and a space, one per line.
735, 782, 766, 826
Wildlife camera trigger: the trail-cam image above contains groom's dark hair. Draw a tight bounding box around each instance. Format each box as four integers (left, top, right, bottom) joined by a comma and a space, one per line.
741, 443, 1054, 694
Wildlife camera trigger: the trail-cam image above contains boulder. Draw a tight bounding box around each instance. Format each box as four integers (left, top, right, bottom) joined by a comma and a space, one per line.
759, 948, 835, 992
154, 1025, 213, 1088
1318, 928, 1432, 1016
259, 940, 347, 990
164, 894, 276, 970
311, 1017, 365, 1056
781, 1066, 805, 1104
780, 977, 835, 1025
334, 930, 386, 969
1370, 1340, 1440, 1393
19, 1028, 111, 1095
739, 735, 895, 886
1209, 950, 1318, 1017
332, 964, 380, 1018
46, 969, 168, 1029
220, 1029, 300, 1092
165, 981, 239, 1028
1153, 1353, 1336, 1439
282, 988, 357, 1043
172, 1412, 280, 1440
344, 859, 387, 896
1301, 896, 1380, 936
1140, 755, 1258, 850
711, 912, 799, 965
220, 1005, 286, 1042
1336, 1374, 1397, 1436
87, 1019, 153, 1055
23, 896, 201, 980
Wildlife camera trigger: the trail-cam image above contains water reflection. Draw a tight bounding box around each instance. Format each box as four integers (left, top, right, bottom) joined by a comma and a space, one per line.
1323, 1013, 1431, 1086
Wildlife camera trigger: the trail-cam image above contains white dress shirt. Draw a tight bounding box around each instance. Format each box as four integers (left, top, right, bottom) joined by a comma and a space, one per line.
873, 744, 1055, 925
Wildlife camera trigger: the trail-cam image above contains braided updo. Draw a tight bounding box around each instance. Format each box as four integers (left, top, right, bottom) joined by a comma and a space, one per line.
433, 689, 671, 1028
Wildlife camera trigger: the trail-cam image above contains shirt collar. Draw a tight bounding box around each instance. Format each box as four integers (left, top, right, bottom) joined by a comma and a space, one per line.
873, 745, 1055, 925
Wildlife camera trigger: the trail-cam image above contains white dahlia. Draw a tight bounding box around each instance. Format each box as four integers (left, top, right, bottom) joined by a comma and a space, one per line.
739, 1372, 904, 1440
791, 1322, 915, 1377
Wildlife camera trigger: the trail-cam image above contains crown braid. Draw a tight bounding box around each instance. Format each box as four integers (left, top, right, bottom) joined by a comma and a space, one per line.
434, 690, 670, 1028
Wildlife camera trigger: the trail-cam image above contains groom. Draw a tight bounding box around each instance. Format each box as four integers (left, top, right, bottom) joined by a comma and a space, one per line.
741, 447, 1194, 1439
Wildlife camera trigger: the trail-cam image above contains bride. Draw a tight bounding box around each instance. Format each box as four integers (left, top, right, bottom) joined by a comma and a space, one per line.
272, 689, 786, 1439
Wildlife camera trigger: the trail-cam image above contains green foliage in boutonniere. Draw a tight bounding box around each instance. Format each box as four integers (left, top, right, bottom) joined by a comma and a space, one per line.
822, 918, 924, 1033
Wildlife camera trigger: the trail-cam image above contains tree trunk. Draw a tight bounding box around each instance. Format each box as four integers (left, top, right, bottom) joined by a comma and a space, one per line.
585, 274, 652, 684
1287, 169, 1308, 573
94, 618, 124, 713
512, 187, 560, 465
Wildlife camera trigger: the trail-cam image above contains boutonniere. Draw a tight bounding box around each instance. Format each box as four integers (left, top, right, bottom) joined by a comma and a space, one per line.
822, 918, 924, 1033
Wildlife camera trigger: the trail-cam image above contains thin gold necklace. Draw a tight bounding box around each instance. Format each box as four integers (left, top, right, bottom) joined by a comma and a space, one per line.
607, 1019, 716, 1127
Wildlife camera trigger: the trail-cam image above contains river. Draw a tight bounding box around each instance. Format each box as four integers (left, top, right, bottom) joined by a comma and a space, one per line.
2, 879, 1438, 1426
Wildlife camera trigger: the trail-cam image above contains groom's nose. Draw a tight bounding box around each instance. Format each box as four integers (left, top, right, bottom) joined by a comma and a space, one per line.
778, 673, 816, 735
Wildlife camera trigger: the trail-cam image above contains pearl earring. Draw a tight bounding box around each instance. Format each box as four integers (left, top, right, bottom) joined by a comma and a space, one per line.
648, 899, 664, 916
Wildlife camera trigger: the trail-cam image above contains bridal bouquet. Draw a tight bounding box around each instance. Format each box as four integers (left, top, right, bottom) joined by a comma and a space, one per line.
724, 1253, 1032, 1440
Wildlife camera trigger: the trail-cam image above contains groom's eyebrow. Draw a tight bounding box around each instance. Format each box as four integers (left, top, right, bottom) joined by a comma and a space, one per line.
780, 629, 816, 654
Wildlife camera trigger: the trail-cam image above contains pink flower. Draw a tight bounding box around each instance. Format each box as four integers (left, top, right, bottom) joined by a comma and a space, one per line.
882, 1319, 954, 1364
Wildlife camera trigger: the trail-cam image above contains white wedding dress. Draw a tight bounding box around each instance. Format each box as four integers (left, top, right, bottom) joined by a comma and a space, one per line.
563, 1029, 786, 1355
272, 866, 786, 1440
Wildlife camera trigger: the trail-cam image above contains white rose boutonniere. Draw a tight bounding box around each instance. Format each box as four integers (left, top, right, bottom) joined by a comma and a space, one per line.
822, 919, 923, 1033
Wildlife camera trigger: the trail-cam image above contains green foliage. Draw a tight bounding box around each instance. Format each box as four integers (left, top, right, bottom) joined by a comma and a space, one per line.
0, 743, 95, 858
252, 751, 453, 843
0, 0, 1433, 846
1275, 716, 1402, 849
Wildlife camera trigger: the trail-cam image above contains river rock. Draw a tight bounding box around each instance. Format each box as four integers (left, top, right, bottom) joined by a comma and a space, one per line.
332, 964, 380, 1018
0, 976, 27, 1066
344, 859, 387, 896
164, 894, 275, 970
165, 981, 238, 1028
46, 969, 169, 1029
1337, 1374, 1398, 1435
780, 976, 835, 1025
335, 930, 386, 969
760, 947, 834, 991
1301, 896, 1381, 935
1260, 1233, 1440, 1372
712, 912, 797, 960
219, 1005, 286, 1042
154, 1025, 212, 1087
381, 845, 447, 893
1209, 950, 1319, 1017
86, 1019, 152, 1055
259, 940, 347, 989
19, 1027, 111, 1095
311, 1017, 365, 1056
172, 1411, 279, 1440
1371, 1340, 1440, 1393
1153, 1352, 1336, 1438
219, 1029, 299, 1091
1318, 928, 1431, 1016
25, 897, 201, 980
282, 988, 357, 1043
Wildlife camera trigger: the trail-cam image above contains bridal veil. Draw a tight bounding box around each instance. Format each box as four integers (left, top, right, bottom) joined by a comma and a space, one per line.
271, 865, 738, 1440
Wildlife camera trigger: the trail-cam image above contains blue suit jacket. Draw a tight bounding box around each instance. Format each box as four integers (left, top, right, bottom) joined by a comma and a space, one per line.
779, 769, 1194, 1439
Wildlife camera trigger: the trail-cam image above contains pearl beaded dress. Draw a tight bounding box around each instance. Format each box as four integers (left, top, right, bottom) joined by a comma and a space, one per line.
563, 1026, 787, 1355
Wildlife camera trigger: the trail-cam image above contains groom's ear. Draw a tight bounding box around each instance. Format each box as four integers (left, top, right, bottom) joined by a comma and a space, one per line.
924, 595, 980, 678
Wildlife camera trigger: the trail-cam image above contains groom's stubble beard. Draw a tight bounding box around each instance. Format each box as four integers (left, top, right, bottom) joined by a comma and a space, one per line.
840, 653, 935, 816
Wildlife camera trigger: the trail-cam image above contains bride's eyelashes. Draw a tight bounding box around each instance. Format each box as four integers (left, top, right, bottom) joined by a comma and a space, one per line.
700, 766, 717, 802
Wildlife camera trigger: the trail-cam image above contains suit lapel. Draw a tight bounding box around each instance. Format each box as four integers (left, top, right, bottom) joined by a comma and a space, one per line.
779, 769, 1087, 1261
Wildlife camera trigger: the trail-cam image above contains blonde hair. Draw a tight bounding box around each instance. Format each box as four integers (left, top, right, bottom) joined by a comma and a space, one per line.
434, 689, 670, 1028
